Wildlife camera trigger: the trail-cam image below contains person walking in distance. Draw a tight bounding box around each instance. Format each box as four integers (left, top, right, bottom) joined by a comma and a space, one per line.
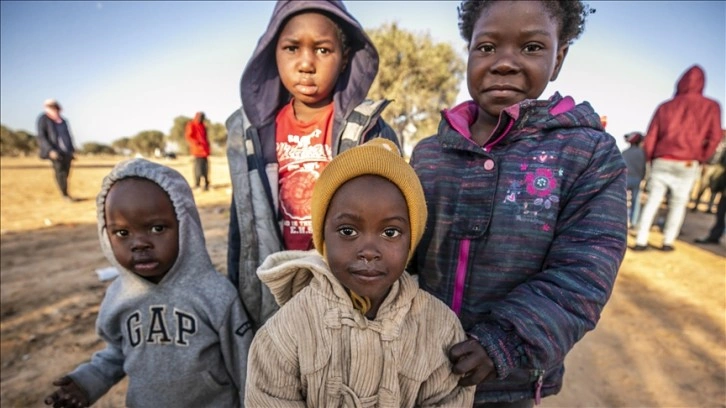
622, 131, 647, 228
633, 65, 723, 252
37, 99, 76, 201
185, 111, 211, 191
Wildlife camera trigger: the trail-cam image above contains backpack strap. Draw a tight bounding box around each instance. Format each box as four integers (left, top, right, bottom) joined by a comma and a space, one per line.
337, 99, 391, 155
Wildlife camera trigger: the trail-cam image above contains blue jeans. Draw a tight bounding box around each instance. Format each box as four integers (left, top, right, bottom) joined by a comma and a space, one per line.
627, 176, 643, 227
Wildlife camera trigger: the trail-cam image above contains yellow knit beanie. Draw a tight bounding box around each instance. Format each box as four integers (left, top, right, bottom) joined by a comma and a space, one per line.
311, 138, 427, 263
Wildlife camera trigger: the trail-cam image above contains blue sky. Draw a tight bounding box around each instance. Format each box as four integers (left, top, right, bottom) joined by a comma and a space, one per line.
1, 1, 724, 151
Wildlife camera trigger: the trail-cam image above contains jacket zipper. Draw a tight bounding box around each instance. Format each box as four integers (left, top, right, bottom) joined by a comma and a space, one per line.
534, 369, 545, 405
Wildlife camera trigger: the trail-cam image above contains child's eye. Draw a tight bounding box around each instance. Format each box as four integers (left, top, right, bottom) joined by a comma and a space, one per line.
316, 47, 331, 55
337, 227, 357, 237
282, 45, 297, 53
382, 228, 402, 238
524, 44, 544, 53
151, 225, 165, 233
476, 44, 495, 53
113, 230, 128, 238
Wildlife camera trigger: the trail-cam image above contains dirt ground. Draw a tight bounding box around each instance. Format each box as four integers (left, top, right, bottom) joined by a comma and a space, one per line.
1, 155, 724, 408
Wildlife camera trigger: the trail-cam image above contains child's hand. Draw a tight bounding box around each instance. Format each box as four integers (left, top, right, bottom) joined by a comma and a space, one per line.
44, 376, 89, 408
448, 338, 496, 386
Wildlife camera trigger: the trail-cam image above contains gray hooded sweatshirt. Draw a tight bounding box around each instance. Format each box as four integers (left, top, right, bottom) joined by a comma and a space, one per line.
226, 0, 400, 330
69, 158, 252, 407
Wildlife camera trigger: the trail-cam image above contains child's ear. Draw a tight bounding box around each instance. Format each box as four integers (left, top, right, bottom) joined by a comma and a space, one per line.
550, 45, 570, 82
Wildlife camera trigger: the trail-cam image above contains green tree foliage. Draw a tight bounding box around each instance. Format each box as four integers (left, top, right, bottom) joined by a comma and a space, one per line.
130, 130, 165, 156
168, 115, 192, 154
0, 124, 38, 156
112, 137, 132, 151
51, 114, 227, 156
207, 121, 227, 149
367, 23, 465, 148
80, 142, 115, 155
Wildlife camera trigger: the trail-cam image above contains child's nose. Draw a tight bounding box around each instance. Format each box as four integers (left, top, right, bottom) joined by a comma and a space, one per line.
357, 237, 381, 261
490, 48, 520, 74
131, 236, 152, 251
298, 49, 315, 72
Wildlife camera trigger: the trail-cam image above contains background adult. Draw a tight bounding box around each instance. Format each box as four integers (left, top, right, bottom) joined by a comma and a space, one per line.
622, 131, 646, 228
36, 99, 76, 202
185, 111, 210, 191
694, 147, 726, 245
633, 65, 722, 251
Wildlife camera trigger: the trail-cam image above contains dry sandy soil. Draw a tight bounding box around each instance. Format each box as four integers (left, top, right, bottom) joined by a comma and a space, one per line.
1, 155, 724, 407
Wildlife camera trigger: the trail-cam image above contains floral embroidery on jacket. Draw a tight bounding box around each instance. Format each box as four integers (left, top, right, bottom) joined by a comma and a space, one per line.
505, 163, 561, 229
526, 168, 556, 197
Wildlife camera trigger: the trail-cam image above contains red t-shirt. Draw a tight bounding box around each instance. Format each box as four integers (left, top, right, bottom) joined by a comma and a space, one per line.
275, 100, 334, 250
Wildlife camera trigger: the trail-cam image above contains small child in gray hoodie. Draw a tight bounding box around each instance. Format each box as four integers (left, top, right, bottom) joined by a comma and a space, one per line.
44, 159, 252, 408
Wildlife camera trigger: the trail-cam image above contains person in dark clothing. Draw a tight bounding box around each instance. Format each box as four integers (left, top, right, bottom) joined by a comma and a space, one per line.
37, 99, 76, 201
622, 131, 647, 227
691, 133, 726, 213
695, 147, 726, 244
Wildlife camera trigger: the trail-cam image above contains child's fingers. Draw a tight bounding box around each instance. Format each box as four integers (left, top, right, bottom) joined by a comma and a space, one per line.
44, 393, 58, 405
448, 338, 479, 360
52, 376, 72, 386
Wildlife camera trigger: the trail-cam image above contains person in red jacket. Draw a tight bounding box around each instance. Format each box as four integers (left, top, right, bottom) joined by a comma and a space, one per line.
633, 65, 723, 252
185, 112, 211, 191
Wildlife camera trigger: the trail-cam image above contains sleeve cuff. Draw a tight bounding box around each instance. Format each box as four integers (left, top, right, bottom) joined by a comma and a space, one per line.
468, 322, 526, 379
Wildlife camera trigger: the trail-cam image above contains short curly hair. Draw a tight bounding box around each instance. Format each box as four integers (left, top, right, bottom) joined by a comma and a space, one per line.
458, 0, 593, 46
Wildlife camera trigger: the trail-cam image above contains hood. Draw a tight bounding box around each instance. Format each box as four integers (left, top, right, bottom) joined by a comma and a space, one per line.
240, 0, 379, 128
255, 250, 319, 307
257, 250, 419, 316
675, 65, 705, 96
96, 158, 215, 288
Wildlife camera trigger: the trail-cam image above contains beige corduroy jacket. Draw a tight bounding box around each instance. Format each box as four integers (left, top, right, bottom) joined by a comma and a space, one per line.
245, 250, 474, 407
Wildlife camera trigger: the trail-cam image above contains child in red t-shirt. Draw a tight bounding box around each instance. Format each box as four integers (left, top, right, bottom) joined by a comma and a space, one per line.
225, 0, 399, 330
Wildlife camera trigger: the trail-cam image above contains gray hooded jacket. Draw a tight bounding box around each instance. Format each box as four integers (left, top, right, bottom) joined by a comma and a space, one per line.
226, 0, 400, 330
69, 159, 252, 407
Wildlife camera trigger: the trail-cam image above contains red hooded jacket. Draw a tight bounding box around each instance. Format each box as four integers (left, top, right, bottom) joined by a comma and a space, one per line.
642, 65, 722, 164
185, 112, 210, 158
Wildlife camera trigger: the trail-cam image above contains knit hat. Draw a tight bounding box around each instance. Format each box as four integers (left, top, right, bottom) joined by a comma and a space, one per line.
311, 138, 427, 263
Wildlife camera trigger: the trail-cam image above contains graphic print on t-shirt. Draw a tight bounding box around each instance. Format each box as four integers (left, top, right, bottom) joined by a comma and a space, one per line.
276, 102, 334, 250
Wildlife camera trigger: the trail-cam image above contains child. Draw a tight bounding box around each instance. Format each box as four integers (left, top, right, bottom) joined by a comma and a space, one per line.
44, 159, 253, 408
245, 139, 475, 407
622, 131, 646, 227
225, 0, 400, 332
409, 1, 627, 406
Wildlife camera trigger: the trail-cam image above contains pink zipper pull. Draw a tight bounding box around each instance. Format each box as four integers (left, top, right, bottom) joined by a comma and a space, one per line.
534, 371, 544, 405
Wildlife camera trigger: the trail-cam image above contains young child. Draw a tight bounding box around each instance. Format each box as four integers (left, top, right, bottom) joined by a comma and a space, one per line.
622, 131, 646, 227
44, 159, 253, 408
245, 139, 475, 407
409, 1, 627, 406
225, 0, 400, 332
